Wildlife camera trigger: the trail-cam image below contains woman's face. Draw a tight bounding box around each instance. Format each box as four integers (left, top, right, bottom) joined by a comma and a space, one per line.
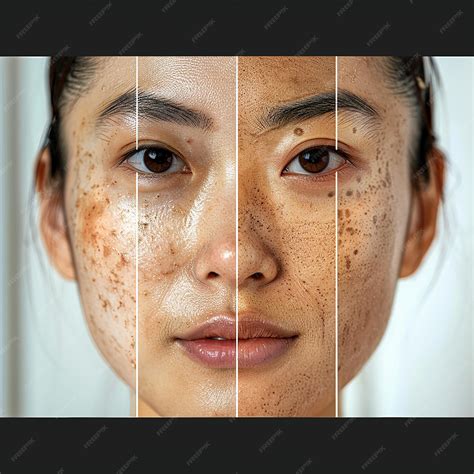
41, 56, 439, 417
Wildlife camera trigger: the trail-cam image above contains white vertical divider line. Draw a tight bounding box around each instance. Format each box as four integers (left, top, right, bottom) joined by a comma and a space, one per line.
335, 56, 339, 418
135, 56, 139, 417
235, 55, 239, 418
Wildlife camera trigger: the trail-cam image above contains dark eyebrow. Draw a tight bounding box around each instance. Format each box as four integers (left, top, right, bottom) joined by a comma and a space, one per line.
260, 90, 380, 131
97, 89, 213, 130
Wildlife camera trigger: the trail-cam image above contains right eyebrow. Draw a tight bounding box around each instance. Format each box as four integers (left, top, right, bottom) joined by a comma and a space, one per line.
96, 89, 214, 130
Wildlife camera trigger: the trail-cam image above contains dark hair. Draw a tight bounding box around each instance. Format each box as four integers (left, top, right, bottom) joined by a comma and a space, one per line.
383, 56, 439, 187
44, 56, 97, 188
44, 56, 440, 189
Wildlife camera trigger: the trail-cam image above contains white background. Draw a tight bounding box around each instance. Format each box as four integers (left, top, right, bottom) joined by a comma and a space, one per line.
0, 57, 472, 416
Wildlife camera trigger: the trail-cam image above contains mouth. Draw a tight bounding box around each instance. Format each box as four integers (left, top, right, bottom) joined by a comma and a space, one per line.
175, 315, 298, 369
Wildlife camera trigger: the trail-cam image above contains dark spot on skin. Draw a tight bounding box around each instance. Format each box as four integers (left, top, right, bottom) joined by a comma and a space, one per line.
373, 215, 377, 224
327, 191, 334, 198
354, 249, 358, 255
352, 127, 357, 134
345, 209, 350, 218
294, 127, 304, 136
345, 256, 351, 270
356, 176, 361, 183
346, 190, 353, 197
103, 245, 111, 257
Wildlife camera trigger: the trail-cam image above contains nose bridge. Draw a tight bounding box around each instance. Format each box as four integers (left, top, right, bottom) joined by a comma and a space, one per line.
237, 179, 279, 288
192, 161, 237, 289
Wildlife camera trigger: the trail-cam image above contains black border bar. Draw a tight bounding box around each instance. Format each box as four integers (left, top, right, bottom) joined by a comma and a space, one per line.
0, 0, 472, 55
0, 418, 471, 471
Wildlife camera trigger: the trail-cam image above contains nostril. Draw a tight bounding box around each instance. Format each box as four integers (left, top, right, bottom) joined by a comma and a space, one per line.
208, 271, 219, 279
251, 272, 264, 280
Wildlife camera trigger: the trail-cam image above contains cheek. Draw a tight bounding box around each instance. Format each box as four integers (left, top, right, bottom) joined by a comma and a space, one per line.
337, 153, 410, 385
137, 194, 197, 349
138, 197, 190, 280
67, 167, 137, 388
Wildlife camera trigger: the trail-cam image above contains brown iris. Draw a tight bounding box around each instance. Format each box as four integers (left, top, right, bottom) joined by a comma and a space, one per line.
297, 147, 330, 173
143, 148, 174, 173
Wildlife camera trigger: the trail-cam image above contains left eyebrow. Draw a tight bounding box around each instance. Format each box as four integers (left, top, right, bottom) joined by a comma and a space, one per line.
259, 90, 380, 131
96, 89, 213, 130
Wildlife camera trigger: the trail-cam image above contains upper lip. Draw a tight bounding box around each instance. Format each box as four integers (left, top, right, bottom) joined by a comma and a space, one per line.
175, 313, 298, 341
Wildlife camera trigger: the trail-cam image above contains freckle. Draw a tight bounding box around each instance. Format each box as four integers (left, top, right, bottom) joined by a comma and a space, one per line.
354, 249, 358, 255
352, 127, 357, 134
186, 138, 193, 144
345, 256, 351, 269
103, 245, 111, 257
345, 209, 350, 217
328, 191, 334, 197
346, 190, 353, 197
294, 127, 303, 136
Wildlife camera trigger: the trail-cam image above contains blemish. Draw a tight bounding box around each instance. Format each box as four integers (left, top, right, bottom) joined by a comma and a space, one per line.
294, 127, 304, 136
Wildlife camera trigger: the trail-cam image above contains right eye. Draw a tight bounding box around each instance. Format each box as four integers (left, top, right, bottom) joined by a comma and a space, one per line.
124, 147, 187, 174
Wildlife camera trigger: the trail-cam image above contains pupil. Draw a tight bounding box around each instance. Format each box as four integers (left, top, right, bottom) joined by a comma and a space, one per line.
298, 148, 330, 173
143, 148, 173, 173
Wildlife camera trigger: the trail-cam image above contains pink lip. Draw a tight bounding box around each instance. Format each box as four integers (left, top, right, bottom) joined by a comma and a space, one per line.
175, 315, 298, 369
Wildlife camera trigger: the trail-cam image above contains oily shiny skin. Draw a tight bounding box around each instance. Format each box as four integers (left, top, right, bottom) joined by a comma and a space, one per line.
56, 57, 416, 416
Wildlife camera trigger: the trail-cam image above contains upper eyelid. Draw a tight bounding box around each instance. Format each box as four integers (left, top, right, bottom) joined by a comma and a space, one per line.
121, 143, 184, 164
290, 144, 349, 160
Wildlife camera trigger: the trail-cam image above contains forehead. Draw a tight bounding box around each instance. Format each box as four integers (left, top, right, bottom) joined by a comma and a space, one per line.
73, 56, 236, 122
239, 56, 335, 103
238, 56, 403, 125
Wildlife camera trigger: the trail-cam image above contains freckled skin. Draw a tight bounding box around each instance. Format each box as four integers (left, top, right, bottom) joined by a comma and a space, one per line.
238, 57, 415, 416
61, 58, 138, 387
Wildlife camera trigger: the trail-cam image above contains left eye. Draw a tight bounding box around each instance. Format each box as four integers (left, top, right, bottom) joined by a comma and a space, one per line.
124, 147, 186, 174
283, 146, 347, 175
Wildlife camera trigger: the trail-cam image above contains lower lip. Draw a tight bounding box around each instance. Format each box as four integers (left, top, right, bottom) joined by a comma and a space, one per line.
177, 337, 296, 369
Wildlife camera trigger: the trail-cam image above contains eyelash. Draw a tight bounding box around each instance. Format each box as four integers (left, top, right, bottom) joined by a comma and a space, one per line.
282, 145, 350, 177
122, 146, 188, 175
121, 144, 349, 179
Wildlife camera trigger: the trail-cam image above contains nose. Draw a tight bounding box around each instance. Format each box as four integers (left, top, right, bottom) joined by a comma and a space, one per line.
238, 230, 278, 288
195, 236, 237, 288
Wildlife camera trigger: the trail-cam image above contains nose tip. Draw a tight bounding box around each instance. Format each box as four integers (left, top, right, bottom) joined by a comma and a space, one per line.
195, 240, 237, 287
